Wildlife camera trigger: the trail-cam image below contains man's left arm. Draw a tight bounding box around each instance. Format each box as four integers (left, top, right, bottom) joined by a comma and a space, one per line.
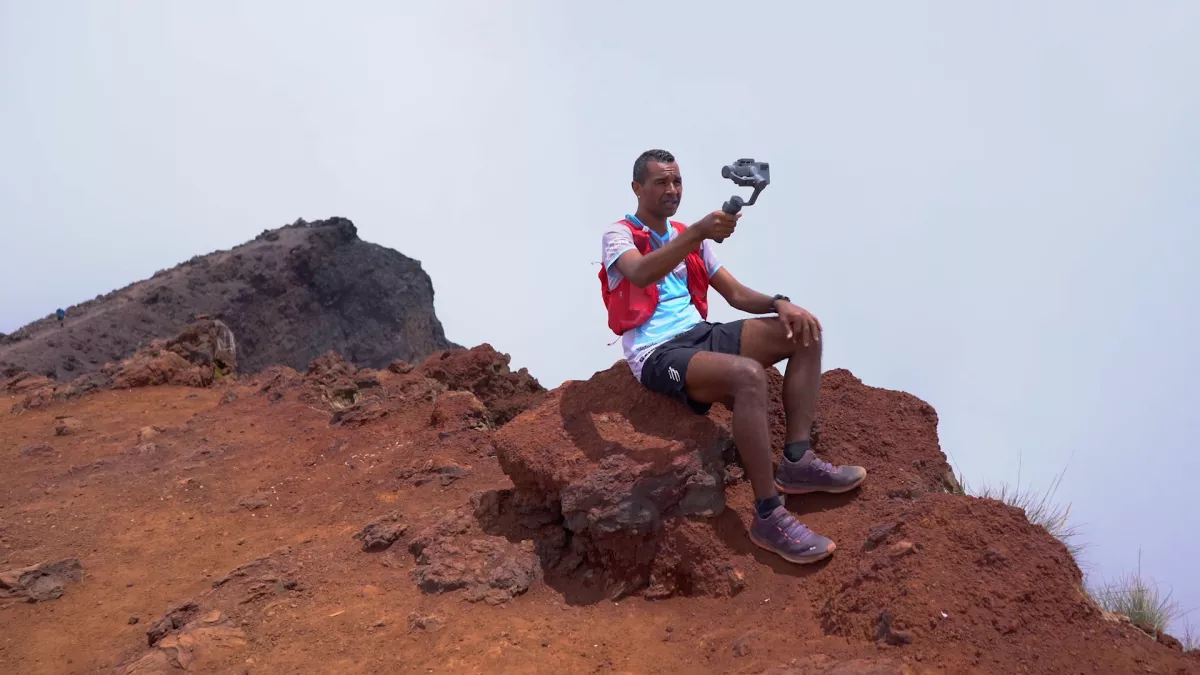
709, 267, 823, 345
709, 267, 779, 314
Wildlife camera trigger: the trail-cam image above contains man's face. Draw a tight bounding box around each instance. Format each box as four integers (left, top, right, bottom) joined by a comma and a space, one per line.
633, 161, 682, 218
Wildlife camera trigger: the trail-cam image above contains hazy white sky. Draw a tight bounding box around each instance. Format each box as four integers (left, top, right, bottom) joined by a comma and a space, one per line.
2, 1, 1197, 631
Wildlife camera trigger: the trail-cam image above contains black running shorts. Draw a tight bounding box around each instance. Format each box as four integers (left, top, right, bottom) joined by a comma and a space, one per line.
639, 320, 745, 415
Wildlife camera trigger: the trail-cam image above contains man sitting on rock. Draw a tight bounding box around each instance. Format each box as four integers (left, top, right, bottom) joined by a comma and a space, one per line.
598, 149, 868, 564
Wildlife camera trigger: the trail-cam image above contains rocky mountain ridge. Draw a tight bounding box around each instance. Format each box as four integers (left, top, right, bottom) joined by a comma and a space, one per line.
0, 217, 458, 379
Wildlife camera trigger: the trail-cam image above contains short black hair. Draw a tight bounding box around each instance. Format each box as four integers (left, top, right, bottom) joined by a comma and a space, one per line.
633, 149, 675, 184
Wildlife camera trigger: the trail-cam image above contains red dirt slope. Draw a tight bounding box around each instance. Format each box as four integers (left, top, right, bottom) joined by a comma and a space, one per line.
0, 345, 1194, 674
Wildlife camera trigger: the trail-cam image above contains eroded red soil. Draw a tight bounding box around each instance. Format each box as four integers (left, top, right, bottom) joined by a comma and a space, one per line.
1, 347, 1194, 674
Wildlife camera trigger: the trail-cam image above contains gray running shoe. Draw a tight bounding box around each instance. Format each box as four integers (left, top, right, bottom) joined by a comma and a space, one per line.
775, 450, 867, 495
748, 505, 836, 564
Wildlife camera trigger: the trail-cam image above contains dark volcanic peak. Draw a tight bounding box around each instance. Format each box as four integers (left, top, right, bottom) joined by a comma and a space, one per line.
0, 217, 458, 379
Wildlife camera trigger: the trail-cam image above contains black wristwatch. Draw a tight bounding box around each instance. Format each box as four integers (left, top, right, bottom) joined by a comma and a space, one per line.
771, 294, 790, 311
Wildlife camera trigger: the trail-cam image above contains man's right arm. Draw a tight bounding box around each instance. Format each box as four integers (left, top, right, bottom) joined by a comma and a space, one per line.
612, 227, 705, 288
612, 211, 738, 288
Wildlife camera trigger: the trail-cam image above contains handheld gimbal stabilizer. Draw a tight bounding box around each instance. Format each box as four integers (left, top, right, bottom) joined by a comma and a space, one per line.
715, 158, 771, 243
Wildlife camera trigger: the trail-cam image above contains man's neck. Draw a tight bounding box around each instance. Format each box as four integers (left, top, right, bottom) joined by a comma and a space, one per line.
633, 208, 670, 235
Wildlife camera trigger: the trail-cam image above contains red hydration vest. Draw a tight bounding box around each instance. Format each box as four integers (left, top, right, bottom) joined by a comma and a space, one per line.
598, 219, 710, 336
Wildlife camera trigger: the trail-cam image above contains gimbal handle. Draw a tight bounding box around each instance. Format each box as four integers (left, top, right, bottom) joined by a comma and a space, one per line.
714, 196, 745, 243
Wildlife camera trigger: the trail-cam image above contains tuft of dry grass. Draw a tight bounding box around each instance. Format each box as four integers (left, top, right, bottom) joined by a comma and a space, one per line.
964, 464, 1085, 562
1182, 619, 1198, 652
1088, 552, 1182, 635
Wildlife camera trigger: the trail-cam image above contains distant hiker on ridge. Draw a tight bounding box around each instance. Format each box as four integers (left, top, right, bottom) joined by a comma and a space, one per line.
56, 308, 65, 327
598, 149, 867, 564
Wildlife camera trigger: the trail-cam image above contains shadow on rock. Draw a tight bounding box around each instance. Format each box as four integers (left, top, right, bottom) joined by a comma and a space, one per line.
786, 491, 862, 518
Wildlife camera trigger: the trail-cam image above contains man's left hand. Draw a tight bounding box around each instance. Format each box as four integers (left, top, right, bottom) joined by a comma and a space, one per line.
776, 301, 822, 347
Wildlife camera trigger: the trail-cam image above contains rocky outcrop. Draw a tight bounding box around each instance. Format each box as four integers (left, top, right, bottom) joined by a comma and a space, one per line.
417, 344, 546, 426
112, 548, 301, 673
0, 217, 457, 379
488, 364, 962, 602
113, 609, 248, 674
0, 558, 84, 603
1, 372, 54, 395
354, 512, 408, 552
493, 362, 737, 599
112, 316, 237, 388
9, 318, 238, 412
317, 345, 545, 430
407, 505, 539, 605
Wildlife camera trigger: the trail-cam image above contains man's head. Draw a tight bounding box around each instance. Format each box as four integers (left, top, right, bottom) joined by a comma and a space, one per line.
632, 149, 682, 219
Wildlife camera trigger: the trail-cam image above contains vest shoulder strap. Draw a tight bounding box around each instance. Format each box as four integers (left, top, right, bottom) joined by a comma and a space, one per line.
617, 219, 654, 253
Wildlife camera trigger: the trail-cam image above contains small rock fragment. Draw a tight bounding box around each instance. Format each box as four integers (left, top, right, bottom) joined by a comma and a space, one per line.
54, 416, 82, 436
236, 492, 271, 511
875, 610, 913, 646
864, 522, 900, 551
887, 486, 923, 499
354, 512, 408, 552
19, 443, 56, 458
733, 631, 757, 657
723, 465, 745, 485
981, 546, 1008, 566
137, 426, 162, 444
407, 612, 442, 631
995, 615, 1022, 635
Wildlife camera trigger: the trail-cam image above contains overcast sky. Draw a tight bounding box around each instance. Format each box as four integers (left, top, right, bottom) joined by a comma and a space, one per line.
2, 1, 1197, 632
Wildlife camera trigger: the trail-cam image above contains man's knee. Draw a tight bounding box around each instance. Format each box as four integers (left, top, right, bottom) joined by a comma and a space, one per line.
729, 357, 768, 397
792, 335, 822, 359
741, 317, 822, 367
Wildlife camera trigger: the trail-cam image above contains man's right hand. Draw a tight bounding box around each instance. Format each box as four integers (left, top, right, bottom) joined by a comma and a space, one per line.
692, 210, 740, 241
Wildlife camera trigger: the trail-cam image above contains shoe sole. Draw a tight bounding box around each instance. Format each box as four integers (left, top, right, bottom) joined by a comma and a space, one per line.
749, 531, 836, 565
775, 469, 867, 495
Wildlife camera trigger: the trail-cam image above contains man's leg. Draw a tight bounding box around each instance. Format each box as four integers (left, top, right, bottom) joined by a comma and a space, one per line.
683, 350, 835, 564
737, 318, 867, 494
682, 351, 775, 500
738, 318, 822, 445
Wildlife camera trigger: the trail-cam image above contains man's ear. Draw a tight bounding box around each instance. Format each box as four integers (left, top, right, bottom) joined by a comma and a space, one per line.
631, 180, 641, 198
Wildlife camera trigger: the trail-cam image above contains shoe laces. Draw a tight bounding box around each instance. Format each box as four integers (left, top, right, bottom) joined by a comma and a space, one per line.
809, 456, 836, 475
779, 512, 812, 541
